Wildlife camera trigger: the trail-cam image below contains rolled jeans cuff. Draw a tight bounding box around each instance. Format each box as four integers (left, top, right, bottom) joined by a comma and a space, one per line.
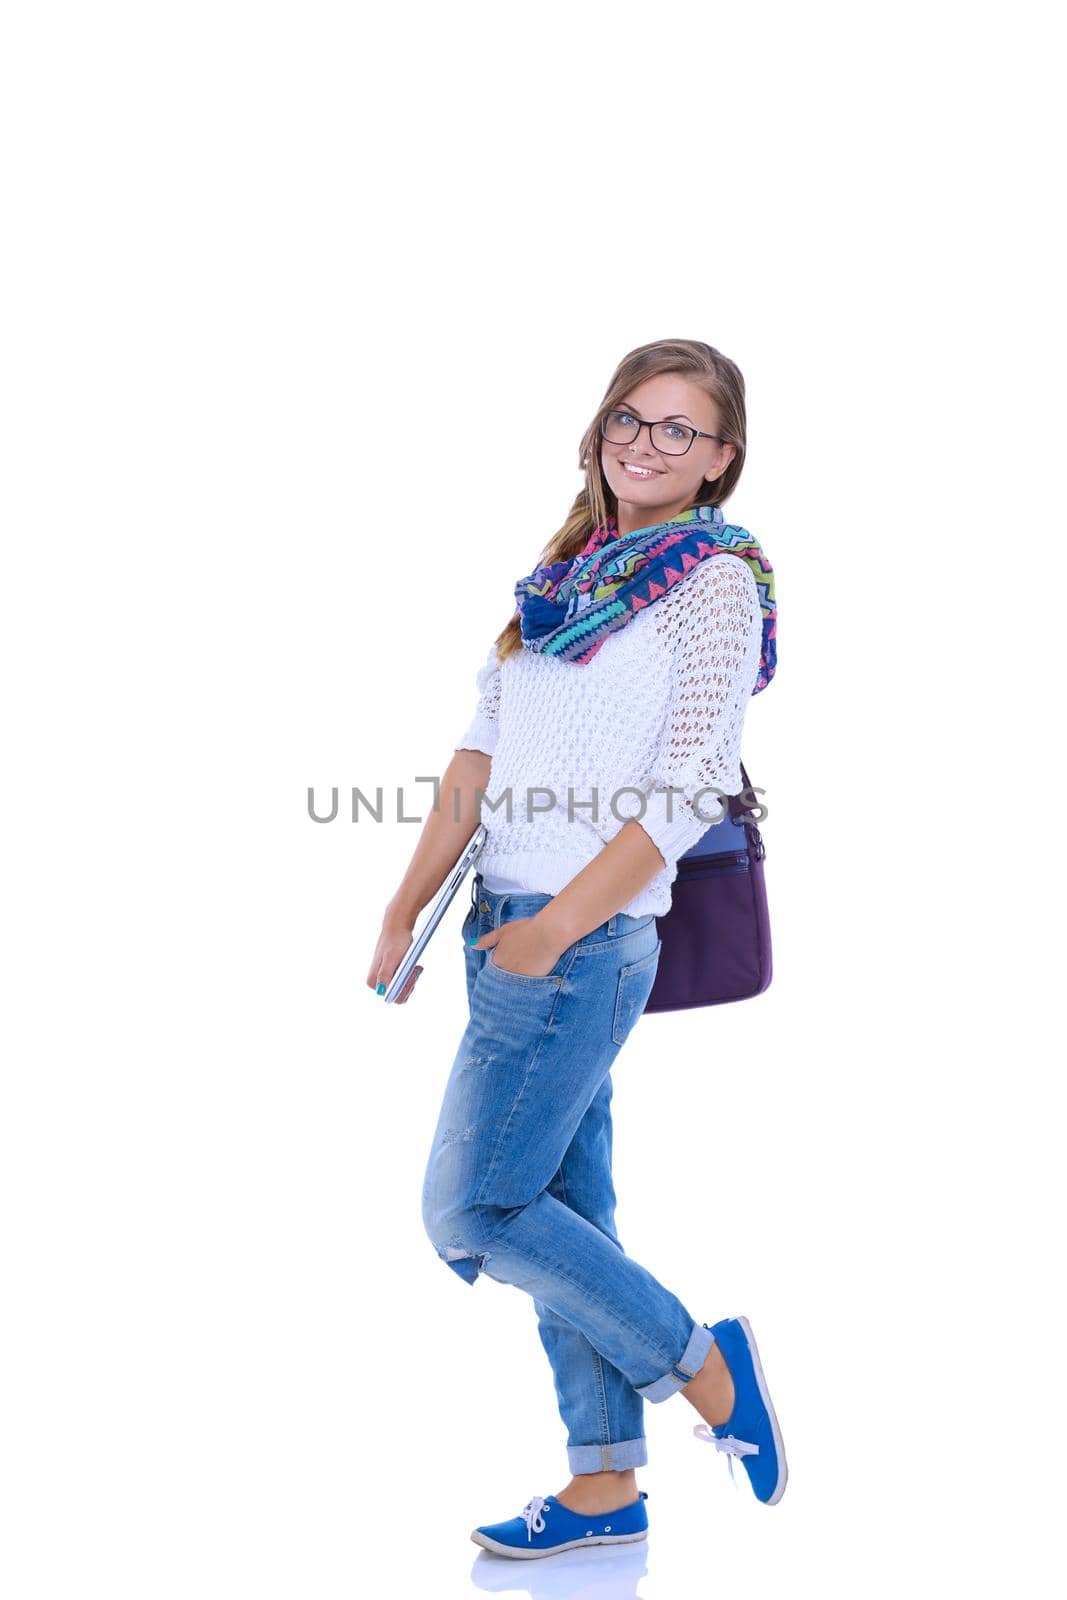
567, 1436, 649, 1474
634, 1320, 716, 1403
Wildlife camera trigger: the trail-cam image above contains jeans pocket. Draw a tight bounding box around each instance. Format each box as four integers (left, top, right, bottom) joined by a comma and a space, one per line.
486, 945, 569, 983
611, 941, 662, 1046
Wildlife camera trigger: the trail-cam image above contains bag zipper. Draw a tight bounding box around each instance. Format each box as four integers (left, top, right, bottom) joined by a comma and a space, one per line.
675, 849, 750, 876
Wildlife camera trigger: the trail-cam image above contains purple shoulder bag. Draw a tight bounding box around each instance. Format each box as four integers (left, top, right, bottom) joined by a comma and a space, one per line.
645, 760, 772, 1013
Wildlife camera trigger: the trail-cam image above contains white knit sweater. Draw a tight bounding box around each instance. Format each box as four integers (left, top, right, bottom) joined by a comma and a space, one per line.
455, 552, 764, 917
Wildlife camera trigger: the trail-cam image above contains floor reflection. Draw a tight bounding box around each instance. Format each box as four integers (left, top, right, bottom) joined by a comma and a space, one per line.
469, 1535, 648, 1597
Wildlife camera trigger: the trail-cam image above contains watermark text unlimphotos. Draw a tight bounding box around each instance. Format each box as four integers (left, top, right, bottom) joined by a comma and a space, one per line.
307, 778, 767, 826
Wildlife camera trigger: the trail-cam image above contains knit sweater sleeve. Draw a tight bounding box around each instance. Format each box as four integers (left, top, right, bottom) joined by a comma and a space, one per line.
454, 642, 503, 756
631, 555, 763, 866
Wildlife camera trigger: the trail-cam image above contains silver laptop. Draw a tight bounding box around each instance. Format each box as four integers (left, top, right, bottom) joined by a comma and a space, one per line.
383, 823, 488, 1004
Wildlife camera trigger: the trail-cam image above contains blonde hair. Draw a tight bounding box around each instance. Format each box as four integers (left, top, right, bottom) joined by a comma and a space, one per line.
493, 337, 747, 663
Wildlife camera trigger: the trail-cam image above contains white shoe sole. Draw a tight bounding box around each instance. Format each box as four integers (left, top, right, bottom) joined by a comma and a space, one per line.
470, 1528, 648, 1558
735, 1313, 788, 1505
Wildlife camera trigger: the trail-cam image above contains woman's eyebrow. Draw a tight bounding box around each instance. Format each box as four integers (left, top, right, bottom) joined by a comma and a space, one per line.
618, 399, 695, 422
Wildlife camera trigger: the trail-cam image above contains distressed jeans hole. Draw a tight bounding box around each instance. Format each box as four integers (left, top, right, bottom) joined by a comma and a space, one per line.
441, 1126, 477, 1146
460, 1050, 495, 1073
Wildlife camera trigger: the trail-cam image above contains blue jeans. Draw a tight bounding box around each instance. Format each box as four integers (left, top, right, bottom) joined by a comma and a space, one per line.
420, 872, 716, 1475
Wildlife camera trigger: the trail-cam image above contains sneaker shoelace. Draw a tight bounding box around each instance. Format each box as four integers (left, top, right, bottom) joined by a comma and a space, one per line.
693, 1422, 759, 1487
521, 1495, 550, 1541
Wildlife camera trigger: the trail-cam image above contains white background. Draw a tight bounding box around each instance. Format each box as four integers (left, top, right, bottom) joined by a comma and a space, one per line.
2, 3, 1063, 1596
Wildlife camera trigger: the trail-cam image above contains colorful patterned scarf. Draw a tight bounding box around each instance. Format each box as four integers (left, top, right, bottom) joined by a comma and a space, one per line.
514, 503, 777, 691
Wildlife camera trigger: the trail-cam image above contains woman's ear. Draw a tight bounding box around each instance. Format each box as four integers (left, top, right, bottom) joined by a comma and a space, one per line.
706, 442, 736, 482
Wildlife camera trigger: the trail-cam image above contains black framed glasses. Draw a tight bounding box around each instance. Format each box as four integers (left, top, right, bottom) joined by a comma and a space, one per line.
600, 408, 726, 457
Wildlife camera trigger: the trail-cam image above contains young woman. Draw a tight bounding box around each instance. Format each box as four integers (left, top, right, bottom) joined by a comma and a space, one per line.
367, 338, 783, 1558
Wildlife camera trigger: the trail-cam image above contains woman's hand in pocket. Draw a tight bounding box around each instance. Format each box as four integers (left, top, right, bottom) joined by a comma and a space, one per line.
472, 915, 569, 978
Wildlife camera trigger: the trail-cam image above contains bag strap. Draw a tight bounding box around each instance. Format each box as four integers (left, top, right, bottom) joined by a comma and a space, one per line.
733, 759, 756, 819
731, 759, 766, 861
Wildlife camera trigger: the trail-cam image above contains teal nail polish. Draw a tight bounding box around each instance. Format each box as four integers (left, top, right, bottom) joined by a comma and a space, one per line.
466, 937, 479, 946
376, 982, 386, 994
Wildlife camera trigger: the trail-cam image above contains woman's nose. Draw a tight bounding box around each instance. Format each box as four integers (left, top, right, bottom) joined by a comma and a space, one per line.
626, 422, 660, 456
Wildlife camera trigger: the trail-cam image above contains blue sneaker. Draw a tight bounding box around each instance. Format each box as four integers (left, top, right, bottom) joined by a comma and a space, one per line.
470, 1490, 649, 1557
693, 1315, 788, 1504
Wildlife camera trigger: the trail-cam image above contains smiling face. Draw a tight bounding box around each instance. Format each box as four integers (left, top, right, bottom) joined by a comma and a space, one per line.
599, 372, 737, 537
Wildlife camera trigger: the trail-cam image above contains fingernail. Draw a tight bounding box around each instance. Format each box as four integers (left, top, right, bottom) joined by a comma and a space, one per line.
466, 938, 479, 946
376, 982, 386, 994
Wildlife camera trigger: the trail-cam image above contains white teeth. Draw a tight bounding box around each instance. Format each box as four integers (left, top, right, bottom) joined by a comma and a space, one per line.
623, 464, 655, 477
